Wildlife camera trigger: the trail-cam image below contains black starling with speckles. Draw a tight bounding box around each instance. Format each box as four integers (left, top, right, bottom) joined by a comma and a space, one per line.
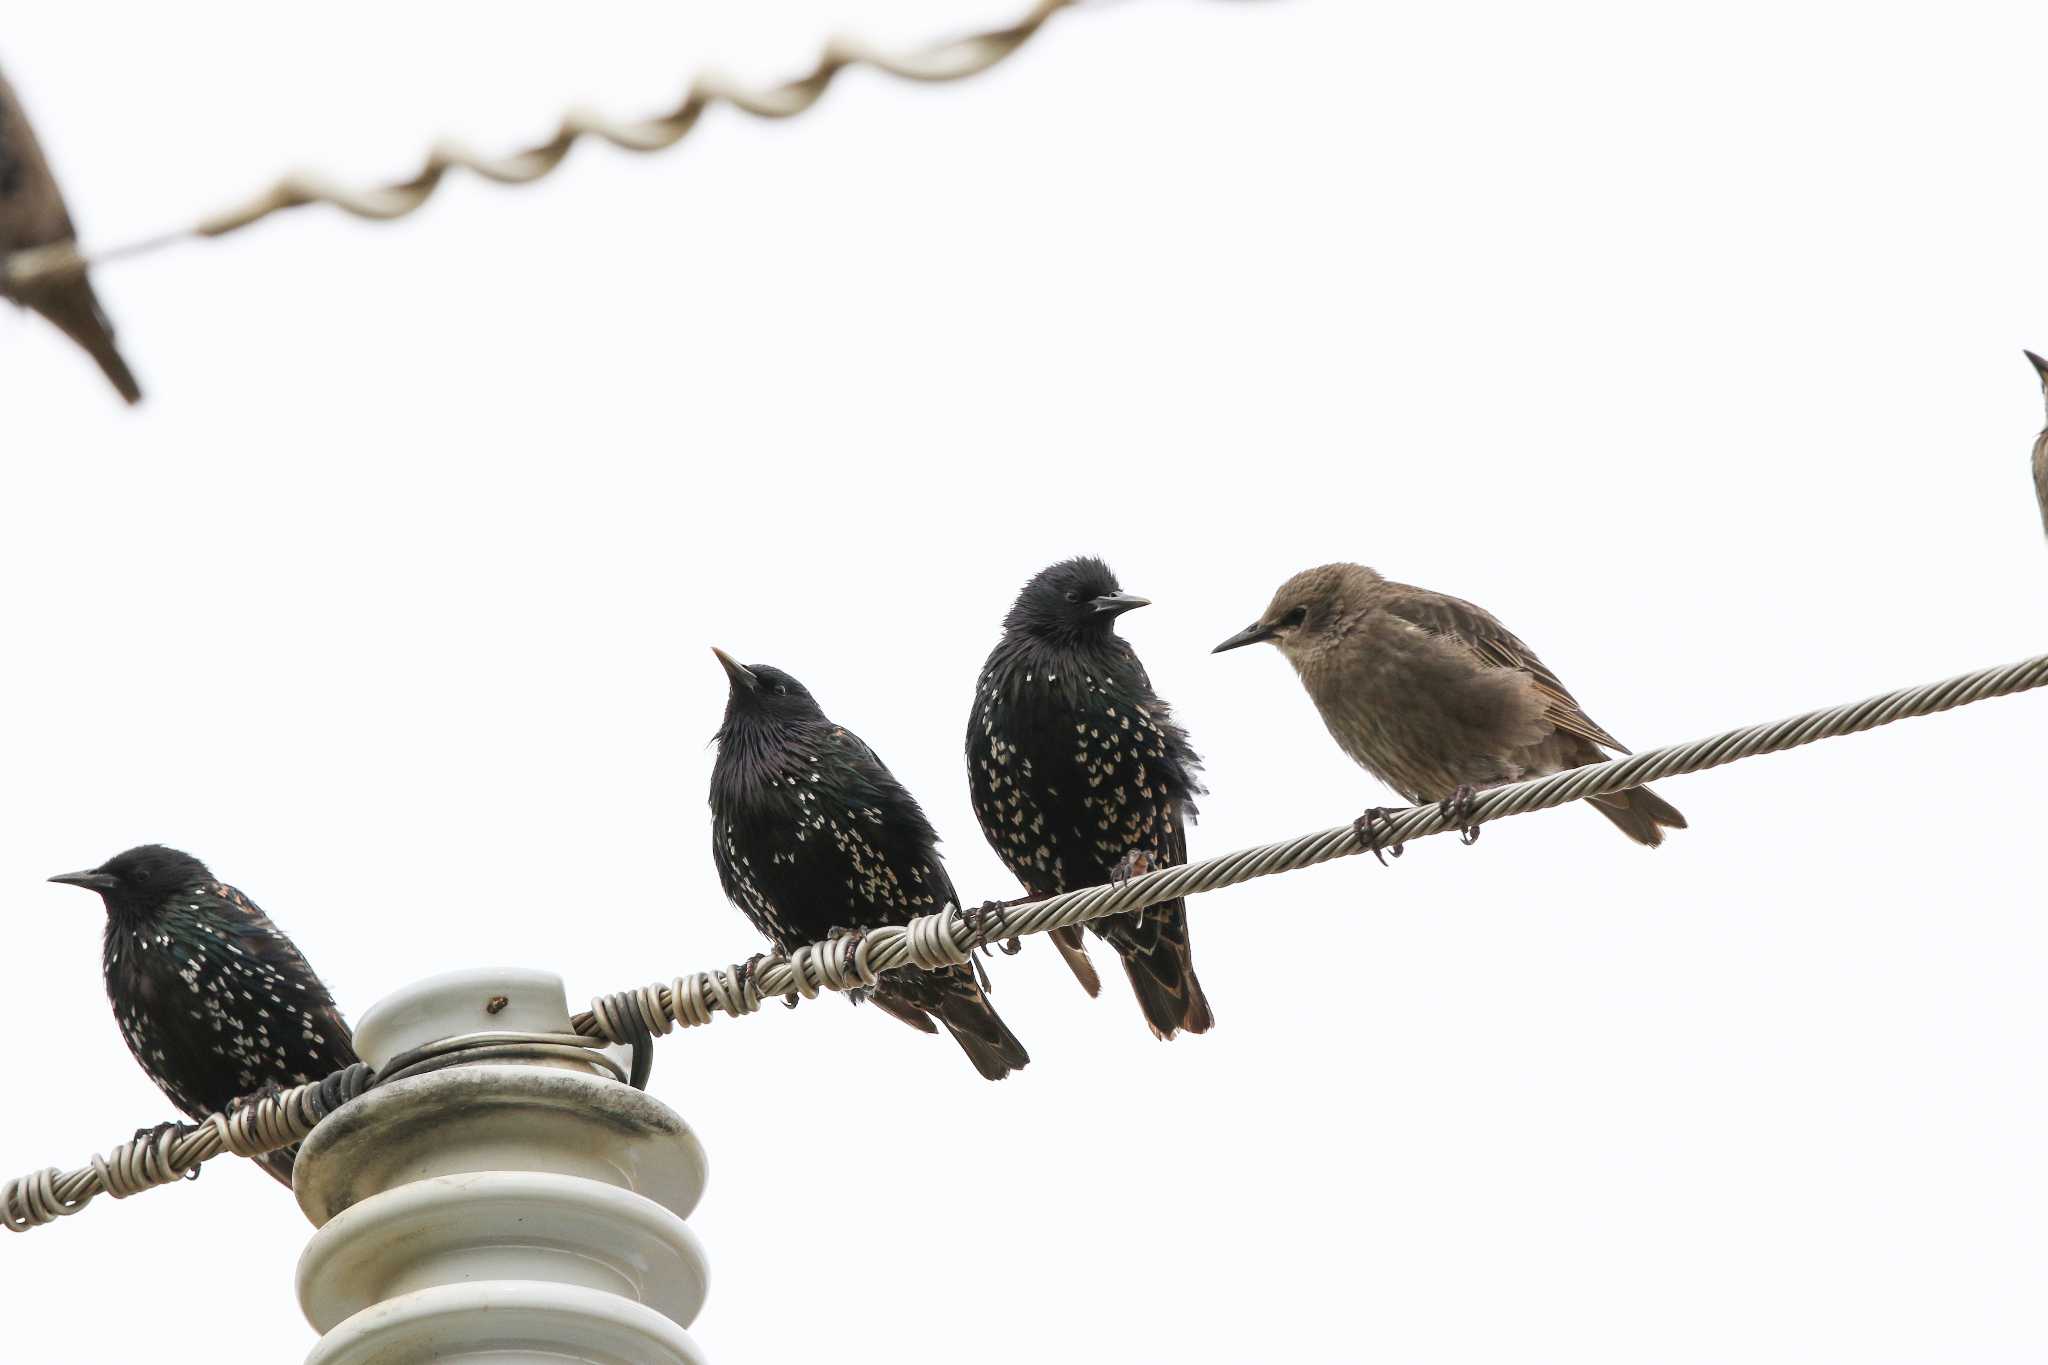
2027, 350, 2048, 538
1, 67, 142, 403
968, 558, 1213, 1039
709, 650, 1030, 1080
1214, 563, 1686, 846
51, 846, 356, 1186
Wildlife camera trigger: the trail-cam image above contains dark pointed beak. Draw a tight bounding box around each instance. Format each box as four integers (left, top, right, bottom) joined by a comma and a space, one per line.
1090, 591, 1151, 616
49, 869, 118, 893
1212, 621, 1277, 653
712, 647, 759, 692
2027, 349, 2048, 383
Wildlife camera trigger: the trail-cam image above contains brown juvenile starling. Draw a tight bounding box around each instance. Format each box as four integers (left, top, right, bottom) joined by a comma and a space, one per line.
1213, 563, 1686, 850
710, 650, 1030, 1080
2027, 350, 2048, 538
50, 845, 357, 1187
0, 66, 141, 403
967, 557, 1213, 1039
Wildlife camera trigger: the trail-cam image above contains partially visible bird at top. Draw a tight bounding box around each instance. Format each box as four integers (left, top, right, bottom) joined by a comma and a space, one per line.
2026, 350, 2048, 538
49, 845, 357, 1187
0, 66, 141, 404
1213, 563, 1685, 856
966, 557, 1213, 1040
709, 649, 1030, 1080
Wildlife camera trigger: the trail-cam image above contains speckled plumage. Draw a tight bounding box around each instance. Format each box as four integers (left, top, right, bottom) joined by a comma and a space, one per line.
52, 846, 356, 1187
2027, 350, 2048, 539
0, 67, 142, 403
709, 652, 1029, 1080
1215, 563, 1686, 846
968, 558, 1212, 1039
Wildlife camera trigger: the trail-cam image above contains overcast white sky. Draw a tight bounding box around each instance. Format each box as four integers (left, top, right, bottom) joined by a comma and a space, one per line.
5, 1, 2048, 1360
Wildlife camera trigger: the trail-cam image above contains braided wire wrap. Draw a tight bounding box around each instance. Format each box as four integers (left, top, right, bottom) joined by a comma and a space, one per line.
9, 649, 2048, 1229
1, 0, 1082, 293
569, 648, 2048, 1043
1, 1063, 372, 1232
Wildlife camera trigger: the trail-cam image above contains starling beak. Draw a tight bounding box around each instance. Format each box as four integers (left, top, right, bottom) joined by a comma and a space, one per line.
966, 557, 1214, 1039
1091, 591, 1151, 616
1212, 620, 1278, 652
0, 68, 143, 403
49, 869, 119, 892
709, 655, 1029, 1080
2027, 351, 2048, 540
713, 646, 758, 692
52, 844, 358, 1187
1217, 563, 1687, 848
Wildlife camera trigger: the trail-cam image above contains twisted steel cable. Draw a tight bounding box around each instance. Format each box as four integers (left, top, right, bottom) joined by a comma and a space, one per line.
1, 0, 1083, 294
8, 648, 2047, 1231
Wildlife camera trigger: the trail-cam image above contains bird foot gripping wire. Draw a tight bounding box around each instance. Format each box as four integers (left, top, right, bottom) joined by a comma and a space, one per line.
1109, 849, 1153, 887
1438, 785, 1481, 845
1352, 808, 1405, 865
962, 899, 1023, 957
734, 952, 799, 1011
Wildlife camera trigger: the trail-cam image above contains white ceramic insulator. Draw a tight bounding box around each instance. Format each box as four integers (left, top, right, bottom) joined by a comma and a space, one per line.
293, 968, 711, 1364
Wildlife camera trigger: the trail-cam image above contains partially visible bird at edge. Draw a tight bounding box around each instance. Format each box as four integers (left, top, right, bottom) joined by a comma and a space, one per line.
709, 649, 1030, 1080
2026, 349, 2048, 539
1213, 562, 1685, 858
0, 66, 142, 403
50, 845, 357, 1188
967, 557, 1213, 1040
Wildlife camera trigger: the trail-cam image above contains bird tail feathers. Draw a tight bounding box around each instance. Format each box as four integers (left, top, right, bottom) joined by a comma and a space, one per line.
30, 276, 142, 404
1103, 904, 1213, 1041
1587, 785, 1687, 847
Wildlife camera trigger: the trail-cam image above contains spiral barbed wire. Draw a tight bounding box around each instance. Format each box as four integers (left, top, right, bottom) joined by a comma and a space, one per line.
8, 646, 2047, 1232
0, 0, 1083, 294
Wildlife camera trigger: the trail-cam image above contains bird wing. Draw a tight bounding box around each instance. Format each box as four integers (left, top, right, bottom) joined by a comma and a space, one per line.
1379, 583, 1629, 753
210, 883, 358, 1071
824, 725, 964, 910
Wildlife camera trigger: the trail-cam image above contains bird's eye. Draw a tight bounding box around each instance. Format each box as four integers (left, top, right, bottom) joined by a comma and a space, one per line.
1063, 590, 1080, 603
1281, 606, 1308, 628
774, 683, 789, 696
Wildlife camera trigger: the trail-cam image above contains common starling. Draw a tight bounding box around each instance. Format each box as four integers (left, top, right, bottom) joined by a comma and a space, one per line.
967, 558, 1213, 1040
0, 67, 142, 403
1213, 563, 1686, 850
709, 650, 1030, 1080
2027, 350, 2048, 538
50, 845, 357, 1187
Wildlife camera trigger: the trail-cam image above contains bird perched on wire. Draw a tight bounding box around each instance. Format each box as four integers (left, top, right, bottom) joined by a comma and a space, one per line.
2026, 350, 2048, 538
1214, 563, 1685, 855
0, 67, 142, 403
49, 845, 356, 1187
966, 557, 1212, 1040
709, 649, 1030, 1080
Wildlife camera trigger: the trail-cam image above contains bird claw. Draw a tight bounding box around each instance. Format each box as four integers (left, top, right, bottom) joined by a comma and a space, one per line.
1438, 784, 1481, 845
998, 936, 1023, 956
1352, 808, 1405, 866
731, 952, 768, 998
1109, 849, 1152, 887
962, 899, 1012, 955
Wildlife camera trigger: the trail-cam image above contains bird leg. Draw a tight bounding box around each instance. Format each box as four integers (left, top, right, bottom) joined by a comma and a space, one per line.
1352, 808, 1405, 865
1109, 849, 1153, 886
962, 898, 1024, 957
1438, 784, 1482, 845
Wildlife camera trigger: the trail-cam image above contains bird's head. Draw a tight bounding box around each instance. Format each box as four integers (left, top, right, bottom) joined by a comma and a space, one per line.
1212, 562, 1380, 660
50, 844, 212, 921
713, 649, 827, 730
1003, 556, 1150, 644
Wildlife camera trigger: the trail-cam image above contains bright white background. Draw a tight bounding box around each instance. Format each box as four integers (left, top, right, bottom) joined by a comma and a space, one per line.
4, 1, 2047, 1360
